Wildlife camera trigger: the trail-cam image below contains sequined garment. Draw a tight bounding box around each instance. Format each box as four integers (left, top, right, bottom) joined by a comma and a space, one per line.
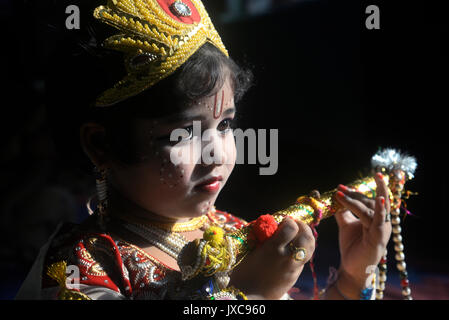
41, 209, 246, 300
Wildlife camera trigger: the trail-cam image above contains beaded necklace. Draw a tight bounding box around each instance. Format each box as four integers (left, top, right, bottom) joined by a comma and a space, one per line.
120, 210, 214, 260
118, 208, 214, 232
123, 222, 189, 259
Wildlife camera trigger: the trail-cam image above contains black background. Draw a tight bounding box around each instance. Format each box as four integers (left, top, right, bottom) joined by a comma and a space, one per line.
0, 0, 448, 299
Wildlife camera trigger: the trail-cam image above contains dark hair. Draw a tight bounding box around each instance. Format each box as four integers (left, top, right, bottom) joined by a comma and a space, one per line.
91, 41, 253, 119
46, 3, 253, 171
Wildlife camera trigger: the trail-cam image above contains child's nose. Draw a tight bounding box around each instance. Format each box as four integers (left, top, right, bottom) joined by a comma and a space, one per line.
201, 133, 227, 166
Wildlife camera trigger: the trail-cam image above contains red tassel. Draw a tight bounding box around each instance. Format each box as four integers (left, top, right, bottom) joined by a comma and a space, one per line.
250, 214, 278, 244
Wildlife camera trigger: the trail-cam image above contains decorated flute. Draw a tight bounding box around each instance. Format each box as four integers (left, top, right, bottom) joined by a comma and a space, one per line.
178, 148, 417, 299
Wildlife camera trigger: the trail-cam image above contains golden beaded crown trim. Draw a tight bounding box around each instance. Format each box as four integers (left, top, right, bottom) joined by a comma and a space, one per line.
92, 0, 228, 107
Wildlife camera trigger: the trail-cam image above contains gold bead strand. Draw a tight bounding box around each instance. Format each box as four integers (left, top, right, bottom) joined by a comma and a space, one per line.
376, 249, 387, 300
390, 171, 413, 300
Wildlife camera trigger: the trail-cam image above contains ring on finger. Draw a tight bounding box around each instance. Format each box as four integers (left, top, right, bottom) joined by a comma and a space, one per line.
288, 243, 307, 262
385, 212, 391, 222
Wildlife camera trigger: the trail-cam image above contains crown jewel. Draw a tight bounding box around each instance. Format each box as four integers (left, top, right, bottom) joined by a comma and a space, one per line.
93, 0, 228, 107
170, 1, 192, 17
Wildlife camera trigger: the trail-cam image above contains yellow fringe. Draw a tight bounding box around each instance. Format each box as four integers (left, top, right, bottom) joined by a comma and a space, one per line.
46, 261, 91, 300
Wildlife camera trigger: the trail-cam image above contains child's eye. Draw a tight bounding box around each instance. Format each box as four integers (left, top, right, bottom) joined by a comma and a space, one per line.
178, 125, 194, 141
217, 118, 235, 133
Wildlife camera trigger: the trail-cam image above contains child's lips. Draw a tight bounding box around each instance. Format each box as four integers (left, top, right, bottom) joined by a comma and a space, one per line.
195, 176, 223, 193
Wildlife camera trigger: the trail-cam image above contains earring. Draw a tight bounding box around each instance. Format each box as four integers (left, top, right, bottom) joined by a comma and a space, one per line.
94, 166, 108, 228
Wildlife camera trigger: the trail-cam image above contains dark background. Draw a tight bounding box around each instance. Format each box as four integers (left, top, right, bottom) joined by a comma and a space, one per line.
1, 0, 448, 299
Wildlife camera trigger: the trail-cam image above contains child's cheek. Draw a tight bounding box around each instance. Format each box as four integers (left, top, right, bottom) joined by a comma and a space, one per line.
156, 146, 189, 189
224, 133, 237, 165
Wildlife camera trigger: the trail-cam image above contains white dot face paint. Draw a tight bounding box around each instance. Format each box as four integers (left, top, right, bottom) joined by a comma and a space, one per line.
108, 76, 237, 221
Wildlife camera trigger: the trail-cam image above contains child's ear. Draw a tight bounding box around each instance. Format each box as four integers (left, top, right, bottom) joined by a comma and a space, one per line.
80, 122, 110, 167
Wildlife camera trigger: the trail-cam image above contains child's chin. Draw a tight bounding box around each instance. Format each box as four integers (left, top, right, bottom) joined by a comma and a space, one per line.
191, 201, 215, 216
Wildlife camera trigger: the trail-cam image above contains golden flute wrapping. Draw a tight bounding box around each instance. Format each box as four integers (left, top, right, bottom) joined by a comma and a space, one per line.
227, 175, 390, 264
273, 175, 389, 224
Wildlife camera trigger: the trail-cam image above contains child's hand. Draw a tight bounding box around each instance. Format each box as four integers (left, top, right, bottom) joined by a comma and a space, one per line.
228, 217, 315, 299
333, 173, 392, 298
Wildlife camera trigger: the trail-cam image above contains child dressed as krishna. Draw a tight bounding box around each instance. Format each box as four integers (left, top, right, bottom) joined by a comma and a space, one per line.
16, 0, 394, 300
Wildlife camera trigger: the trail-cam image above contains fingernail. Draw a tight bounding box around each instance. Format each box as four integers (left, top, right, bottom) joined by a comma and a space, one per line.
338, 184, 348, 192
376, 172, 384, 179
336, 191, 345, 198
380, 197, 385, 206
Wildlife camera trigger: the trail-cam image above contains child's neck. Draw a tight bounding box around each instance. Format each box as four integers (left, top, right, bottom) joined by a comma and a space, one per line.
104, 186, 205, 271
106, 185, 192, 225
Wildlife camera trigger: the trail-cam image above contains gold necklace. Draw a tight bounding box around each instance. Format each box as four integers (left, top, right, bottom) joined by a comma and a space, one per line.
151, 214, 210, 232
115, 207, 215, 232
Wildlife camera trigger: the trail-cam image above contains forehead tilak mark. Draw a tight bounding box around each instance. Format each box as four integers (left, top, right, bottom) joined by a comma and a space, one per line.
213, 90, 224, 119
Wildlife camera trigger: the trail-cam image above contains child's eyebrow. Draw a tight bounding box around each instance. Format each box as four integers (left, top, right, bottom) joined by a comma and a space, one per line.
222, 107, 236, 117
160, 107, 236, 124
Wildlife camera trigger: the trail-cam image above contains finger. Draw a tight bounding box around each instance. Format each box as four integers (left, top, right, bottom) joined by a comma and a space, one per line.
334, 208, 358, 228
286, 220, 315, 263
337, 184, 375, 210
267, 217, 299, 248
335, 191, 373, 229
374, 173, 391, 214
372, 196, 386, 228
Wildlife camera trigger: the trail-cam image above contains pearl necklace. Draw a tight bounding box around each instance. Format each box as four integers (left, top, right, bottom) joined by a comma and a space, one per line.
123, 222, 189, 259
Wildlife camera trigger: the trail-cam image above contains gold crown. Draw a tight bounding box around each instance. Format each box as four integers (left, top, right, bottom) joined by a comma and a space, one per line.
93, 0, 229, 107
